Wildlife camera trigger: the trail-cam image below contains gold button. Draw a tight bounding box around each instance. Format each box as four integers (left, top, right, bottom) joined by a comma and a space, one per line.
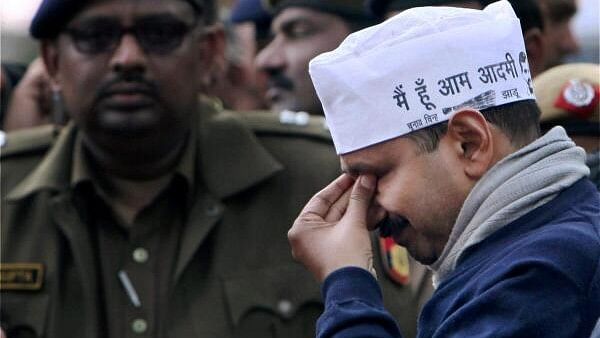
131, 318, 147, 334
132, 248, 149, 263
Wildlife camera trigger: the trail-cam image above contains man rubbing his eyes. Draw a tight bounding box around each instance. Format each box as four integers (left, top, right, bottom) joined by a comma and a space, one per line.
0, 0, 349, 337
289, 2, 599, 337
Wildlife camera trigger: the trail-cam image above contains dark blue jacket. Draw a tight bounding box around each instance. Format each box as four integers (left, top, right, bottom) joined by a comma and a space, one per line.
318, 179, 600, 338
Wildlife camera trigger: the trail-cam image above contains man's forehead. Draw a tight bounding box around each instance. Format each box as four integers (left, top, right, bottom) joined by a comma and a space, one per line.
340, 137, 408, 174
30, 0, 208, 38
72, 0, 196, 22
272, 6, 342, 29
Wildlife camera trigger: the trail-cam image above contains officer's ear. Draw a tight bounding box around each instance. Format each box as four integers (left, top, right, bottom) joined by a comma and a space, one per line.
197, 23, 225, 90
40, 39, 61, 88
523, 27, 545, 78
443, 109, 495, 180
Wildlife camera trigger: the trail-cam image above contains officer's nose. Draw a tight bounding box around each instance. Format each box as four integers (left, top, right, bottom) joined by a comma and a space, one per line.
255, 38, 286, 75
110, 34, 147, 75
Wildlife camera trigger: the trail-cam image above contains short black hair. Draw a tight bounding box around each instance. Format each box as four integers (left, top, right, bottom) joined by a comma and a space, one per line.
479, 0, 544, 33
407, 100, 541, 153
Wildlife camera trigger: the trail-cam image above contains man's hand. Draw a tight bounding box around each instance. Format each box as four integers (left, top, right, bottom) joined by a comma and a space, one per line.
288, 174, 384, 282
3, 58, 53, 131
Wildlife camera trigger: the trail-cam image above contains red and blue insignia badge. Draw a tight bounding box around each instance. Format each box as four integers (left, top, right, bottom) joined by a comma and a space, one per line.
378, 237, 410, 286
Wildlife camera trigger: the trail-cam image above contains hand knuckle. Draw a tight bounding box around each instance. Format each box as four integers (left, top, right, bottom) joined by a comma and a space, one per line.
350, 193, 366, 203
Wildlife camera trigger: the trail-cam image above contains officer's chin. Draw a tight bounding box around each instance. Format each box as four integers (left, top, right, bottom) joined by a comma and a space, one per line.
95, 107, 162, 136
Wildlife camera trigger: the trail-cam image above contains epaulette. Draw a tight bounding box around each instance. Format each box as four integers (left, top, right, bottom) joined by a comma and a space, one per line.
232, 110, 332, 143
0, 125, 58, 159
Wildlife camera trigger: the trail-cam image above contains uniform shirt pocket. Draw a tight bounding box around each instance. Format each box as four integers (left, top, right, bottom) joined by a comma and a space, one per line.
223, 264, 323, 337
1, 292, 49, 338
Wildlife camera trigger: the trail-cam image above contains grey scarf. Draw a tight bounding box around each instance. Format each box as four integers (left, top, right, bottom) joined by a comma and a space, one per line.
430, 127, 589, 287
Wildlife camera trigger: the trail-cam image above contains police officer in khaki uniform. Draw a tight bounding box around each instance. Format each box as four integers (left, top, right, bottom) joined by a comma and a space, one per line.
0, 0, 419, 337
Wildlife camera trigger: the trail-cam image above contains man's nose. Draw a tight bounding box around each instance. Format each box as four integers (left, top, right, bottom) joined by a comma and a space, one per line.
110, 33, 147, 74
255, 38, 286, 74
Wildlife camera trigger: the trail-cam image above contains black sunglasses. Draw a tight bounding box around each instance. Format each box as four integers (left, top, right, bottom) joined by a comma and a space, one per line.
64, 15, 198, 55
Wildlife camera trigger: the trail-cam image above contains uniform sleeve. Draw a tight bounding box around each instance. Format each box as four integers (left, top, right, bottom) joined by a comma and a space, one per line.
317, 267, 403, 338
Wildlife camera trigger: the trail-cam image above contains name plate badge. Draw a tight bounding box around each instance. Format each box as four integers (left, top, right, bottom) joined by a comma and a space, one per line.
0, 263, 44, 291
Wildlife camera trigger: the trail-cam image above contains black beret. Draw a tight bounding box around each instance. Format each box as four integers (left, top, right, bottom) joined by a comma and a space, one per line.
265, 0, 376, 24
367, 0, 482, 19
230, 0, 273, 40
230, 0, 271, 24
30, 0, 206, 39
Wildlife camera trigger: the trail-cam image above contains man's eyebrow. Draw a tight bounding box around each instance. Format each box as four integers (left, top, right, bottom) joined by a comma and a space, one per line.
279, 17, 313, 34
341, 162, 377, 177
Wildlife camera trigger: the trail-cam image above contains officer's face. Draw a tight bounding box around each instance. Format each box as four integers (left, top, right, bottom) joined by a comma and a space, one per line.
538, 0, 579, 68
341, 136, 469, 265
256, 7, 351, 114
43, 0, 216, 163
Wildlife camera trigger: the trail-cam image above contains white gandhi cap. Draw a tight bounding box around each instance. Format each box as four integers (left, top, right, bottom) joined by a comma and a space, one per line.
309, 0, 535, 155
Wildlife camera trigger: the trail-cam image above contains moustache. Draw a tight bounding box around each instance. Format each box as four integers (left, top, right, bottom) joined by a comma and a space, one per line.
378, 215, 410, 238
267, 72, 294, 91
95, 74, 158, 102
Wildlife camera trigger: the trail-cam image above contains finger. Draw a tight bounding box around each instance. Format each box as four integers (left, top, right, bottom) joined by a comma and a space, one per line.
324, 187, 351, 222
345, 174, 376, 226
366, 203, 387, 231
300, 174, 355, 218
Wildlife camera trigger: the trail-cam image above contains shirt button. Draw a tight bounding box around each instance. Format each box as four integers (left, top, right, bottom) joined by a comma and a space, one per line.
131, 318, 147, 334
205, 204, 220, 217
132, 248, 149, 263
277, 299, 293, 319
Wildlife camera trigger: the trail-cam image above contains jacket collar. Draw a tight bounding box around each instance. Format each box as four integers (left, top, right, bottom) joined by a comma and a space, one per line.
196, 110, 283, 199
6, 122, 76, 201
7, 106, 283, 202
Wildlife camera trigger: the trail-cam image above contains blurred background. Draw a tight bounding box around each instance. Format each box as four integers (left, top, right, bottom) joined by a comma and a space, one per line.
1, 0, 598, 65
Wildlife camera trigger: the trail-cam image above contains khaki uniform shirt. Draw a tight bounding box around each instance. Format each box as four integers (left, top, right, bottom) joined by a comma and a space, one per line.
71, 133, 192, 338
1, 105, 421, 338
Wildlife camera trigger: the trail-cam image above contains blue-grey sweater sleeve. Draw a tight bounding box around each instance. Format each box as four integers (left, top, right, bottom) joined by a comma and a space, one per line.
317, 267, 403, 338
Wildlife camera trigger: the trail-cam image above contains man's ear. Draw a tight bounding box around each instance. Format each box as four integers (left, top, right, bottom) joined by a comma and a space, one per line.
524, 27, 545, 77
445, 109, 494, 180
197, 23, 226, 90
40, 40, 61, 89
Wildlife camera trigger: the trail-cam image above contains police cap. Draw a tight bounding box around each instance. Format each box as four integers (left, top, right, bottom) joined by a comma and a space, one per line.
264, 0, 376, 26
230, 0, 271, 24
30, 0, 212, 39
230, 0, 272, 40
367, 0, 481, 19
535, 63, 600, 136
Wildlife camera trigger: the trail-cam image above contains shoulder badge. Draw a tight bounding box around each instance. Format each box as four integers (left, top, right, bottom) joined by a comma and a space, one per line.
378, 237, 410, 286
0, 124, 58, 158
0, 263, 44, 291
234, 110, 332, 142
